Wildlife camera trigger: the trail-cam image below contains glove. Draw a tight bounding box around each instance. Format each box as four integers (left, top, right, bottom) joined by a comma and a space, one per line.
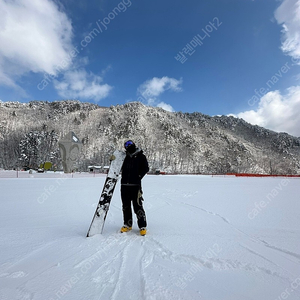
109, 154, 116, 161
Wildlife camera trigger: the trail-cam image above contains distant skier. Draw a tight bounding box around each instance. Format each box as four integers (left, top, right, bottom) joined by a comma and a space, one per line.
120, 140, 149, 236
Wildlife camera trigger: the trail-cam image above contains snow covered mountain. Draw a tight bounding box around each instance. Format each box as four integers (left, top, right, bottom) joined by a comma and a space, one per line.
0, 100, 299, 174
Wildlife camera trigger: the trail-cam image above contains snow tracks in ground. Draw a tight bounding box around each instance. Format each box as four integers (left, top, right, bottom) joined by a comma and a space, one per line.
1, 175, 300, 300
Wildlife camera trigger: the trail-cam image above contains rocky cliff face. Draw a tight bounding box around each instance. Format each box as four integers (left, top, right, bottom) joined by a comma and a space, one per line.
0, 100, 299, 174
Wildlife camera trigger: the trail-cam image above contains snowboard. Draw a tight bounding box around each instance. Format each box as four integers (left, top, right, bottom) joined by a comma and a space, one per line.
86, 150, 126, 237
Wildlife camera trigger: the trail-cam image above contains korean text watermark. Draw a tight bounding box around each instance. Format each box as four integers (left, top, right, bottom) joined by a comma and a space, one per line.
175, 17, 222, 64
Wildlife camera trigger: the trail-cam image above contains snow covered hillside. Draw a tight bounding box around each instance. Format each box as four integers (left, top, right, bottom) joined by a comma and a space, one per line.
1, 100, 300, 174
1, 174, 300, 300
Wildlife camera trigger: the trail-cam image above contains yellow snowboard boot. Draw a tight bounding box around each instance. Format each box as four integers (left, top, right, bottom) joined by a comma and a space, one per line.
120, 225, 132, 233
140, 227, 147, 236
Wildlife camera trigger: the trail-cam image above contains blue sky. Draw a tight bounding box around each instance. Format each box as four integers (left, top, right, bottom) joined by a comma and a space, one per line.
0, 0, 300, 136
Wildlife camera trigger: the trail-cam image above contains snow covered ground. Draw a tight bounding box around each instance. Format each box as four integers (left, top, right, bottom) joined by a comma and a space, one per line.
0, 173, 300, 300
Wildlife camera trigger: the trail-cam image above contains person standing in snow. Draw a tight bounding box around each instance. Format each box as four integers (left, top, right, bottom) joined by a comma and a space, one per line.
120, 140, 149, 236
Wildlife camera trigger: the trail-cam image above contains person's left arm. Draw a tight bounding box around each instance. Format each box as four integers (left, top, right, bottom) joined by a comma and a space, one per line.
139, 154, 149, 179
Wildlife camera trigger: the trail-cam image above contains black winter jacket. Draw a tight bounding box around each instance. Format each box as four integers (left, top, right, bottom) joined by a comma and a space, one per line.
121, 148, 149, 186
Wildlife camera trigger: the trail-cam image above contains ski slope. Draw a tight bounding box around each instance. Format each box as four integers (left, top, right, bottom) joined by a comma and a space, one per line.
0, 173, 300, 300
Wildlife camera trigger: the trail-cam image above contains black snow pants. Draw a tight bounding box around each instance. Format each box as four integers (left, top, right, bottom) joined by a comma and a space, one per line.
121, 185, 147, 229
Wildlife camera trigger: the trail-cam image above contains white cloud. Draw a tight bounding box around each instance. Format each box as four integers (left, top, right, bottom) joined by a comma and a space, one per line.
0, 0, 73, 88
53, 69, 112, 101
235, 87, 300, 137
137, 76, 182, 110
231, 0, 300, 137
275, 0, 300, 60
157, 102, 175, 112
0, 0, 113, 101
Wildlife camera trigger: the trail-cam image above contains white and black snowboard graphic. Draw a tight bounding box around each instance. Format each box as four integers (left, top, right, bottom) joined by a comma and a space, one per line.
87, 150, 126, 237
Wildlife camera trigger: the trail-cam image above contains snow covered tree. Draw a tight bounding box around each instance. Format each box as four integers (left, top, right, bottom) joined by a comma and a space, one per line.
19, 130, 60, 169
